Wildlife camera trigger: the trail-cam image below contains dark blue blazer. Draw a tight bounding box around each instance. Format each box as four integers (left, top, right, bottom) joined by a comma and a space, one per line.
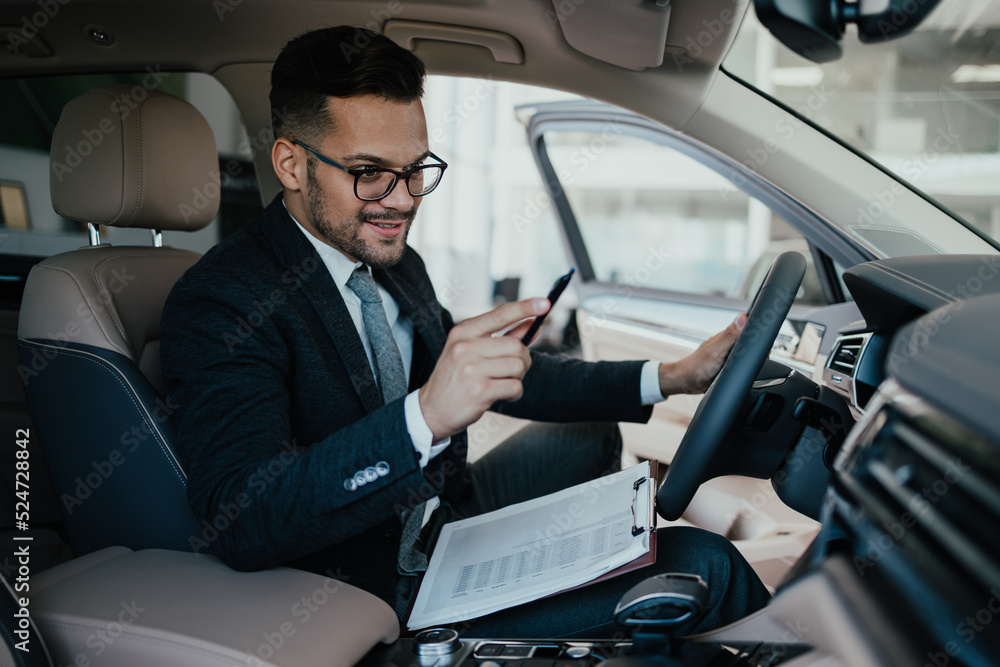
160, 195, 652, 608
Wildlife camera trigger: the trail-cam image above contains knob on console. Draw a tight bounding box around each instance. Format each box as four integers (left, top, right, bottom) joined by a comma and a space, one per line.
613, 573, 708, 631
413, 628, 462, 658
613, 573, 710, 657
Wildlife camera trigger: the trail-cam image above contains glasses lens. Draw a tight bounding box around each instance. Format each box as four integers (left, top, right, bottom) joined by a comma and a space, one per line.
408, 166, 444, 196
355, 170, 397, 200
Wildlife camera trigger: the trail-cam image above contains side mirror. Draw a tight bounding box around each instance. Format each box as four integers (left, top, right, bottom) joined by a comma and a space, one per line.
754, 0, 944, 63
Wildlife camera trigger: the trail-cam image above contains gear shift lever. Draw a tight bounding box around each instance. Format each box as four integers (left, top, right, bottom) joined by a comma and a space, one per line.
614, 573, 710, 655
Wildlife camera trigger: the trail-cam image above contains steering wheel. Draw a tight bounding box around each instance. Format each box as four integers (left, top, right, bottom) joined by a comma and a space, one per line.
656, 252, 806, 520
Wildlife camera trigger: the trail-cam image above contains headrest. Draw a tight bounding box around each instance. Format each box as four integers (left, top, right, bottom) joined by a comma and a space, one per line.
50, 85, 219, 231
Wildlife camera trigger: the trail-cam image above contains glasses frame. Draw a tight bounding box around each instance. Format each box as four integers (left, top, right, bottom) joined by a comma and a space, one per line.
292, 140, 448, 202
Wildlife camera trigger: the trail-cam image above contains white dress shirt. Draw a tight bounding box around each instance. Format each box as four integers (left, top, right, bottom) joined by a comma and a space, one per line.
286, 205, 448, 463
286, 201, 665, 526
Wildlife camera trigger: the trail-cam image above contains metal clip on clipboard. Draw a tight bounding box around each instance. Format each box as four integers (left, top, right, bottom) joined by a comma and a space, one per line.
630, 475, 659, 536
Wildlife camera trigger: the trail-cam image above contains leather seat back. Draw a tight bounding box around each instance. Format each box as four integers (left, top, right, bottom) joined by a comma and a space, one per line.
16, 85, 220, 555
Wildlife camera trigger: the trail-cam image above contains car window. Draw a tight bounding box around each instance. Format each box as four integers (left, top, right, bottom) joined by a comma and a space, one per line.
0, 72, 260, 259
541, 129, 826, 305
417, 77, 581, 327
724, 3, 1000, 253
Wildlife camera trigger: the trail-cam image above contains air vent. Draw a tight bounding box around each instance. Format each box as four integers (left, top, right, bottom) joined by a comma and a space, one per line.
824, 333, 874, 410
829, 335, 866, 375
836, 396, 1000, 629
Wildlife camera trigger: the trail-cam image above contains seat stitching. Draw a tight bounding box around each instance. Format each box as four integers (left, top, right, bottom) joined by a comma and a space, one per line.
90, 261, 131, 354
130, 104, 145, 225
20, 340, 187, 484
33, 264, 130, 358
86, 248, 197, 359
870, 263, 958, 302
89, 249, 173, 356
860, 264, 959, 305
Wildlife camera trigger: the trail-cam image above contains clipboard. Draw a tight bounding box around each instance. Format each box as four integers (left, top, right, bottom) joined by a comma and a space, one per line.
406, 460, 663, 629
555, 459, 659, 594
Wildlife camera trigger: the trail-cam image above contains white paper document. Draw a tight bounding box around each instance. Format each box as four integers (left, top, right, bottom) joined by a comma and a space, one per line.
407, 461, 653, 629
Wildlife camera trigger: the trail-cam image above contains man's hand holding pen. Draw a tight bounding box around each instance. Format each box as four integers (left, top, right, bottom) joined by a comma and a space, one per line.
420, 294, 747, 442
420, 298, 548, 442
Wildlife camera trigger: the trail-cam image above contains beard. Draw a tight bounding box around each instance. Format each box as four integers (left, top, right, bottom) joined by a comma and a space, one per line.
305, 163, 416, 269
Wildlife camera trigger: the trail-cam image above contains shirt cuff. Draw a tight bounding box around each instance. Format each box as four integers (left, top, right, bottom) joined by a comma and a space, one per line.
640, 361, 666, 405
405, 389, 452, 468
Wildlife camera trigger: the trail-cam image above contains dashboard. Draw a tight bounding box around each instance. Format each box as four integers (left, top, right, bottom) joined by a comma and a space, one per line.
781, 254, 1000, 664
777, 255, 1000, 419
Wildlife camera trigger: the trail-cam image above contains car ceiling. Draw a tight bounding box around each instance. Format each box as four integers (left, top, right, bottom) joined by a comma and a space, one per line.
5, 0, 990, 255
0, 0, 749, 129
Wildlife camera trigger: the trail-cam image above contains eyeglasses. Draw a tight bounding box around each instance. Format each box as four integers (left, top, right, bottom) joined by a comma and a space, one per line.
293, 140, 447, 202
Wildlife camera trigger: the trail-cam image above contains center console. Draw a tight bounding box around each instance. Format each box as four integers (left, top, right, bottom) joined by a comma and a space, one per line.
359, 632, 631, 667
355, 630, 761, 667
358, 574, 745, 667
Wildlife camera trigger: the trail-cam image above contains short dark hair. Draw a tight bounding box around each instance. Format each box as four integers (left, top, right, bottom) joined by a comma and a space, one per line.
270, 26, 426, 143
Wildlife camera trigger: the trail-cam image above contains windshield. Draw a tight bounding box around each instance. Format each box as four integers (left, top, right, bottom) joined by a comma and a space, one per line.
724, 0, 1000, 248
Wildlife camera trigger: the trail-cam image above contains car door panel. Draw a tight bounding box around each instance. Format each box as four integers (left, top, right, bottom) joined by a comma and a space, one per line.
523, 102, 862, 462
523, 102, 840, 587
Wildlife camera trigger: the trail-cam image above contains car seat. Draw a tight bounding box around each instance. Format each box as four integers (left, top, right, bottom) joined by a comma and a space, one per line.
16, 85, 219, 555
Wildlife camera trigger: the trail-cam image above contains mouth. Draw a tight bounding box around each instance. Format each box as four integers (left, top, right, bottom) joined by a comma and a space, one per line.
365, 220, 405, 238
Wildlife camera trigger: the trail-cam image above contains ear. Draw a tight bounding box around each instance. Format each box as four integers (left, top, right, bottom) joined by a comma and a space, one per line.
272, 138, 305, 192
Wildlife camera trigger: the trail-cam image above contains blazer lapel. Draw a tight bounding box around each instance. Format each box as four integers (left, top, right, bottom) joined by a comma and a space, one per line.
252, 196, 382, 413
375, 263, 447, 364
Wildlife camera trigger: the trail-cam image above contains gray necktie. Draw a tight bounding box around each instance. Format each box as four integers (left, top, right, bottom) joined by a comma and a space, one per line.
347, 268, 430, 611
347, 266, 408, 403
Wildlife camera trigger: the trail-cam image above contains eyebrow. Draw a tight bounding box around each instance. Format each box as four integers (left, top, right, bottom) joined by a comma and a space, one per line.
341, 151, 432, 168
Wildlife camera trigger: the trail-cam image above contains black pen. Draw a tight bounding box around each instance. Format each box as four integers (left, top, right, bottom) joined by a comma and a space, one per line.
521, 268, 575, 345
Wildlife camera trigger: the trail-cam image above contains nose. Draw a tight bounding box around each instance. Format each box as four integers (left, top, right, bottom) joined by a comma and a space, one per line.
378, 176, 416, 211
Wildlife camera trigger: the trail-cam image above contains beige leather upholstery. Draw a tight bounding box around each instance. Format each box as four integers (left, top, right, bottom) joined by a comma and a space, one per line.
17, 246, 201, 394
16, 87, 219, 554
49, 85, 219, 230
21, 85, 220, 394
31, 548, 400, 667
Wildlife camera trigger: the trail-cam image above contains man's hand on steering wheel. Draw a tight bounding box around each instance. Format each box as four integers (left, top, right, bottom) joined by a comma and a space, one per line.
657, 313, 748, 396
656, 252, 807, 520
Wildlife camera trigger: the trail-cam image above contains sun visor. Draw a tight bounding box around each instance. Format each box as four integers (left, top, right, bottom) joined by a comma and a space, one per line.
551, 0, 671, 71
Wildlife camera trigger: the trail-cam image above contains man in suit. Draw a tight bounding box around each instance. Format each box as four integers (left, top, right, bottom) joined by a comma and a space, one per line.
160, 26, 771, 638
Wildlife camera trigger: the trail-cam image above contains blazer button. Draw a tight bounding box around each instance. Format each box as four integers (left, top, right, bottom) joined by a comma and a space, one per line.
363, 466, 379, 483
344, 478, 358, 492
353, 471, 367, 487
383, 528, 399, 543
375, 461, 390, 476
